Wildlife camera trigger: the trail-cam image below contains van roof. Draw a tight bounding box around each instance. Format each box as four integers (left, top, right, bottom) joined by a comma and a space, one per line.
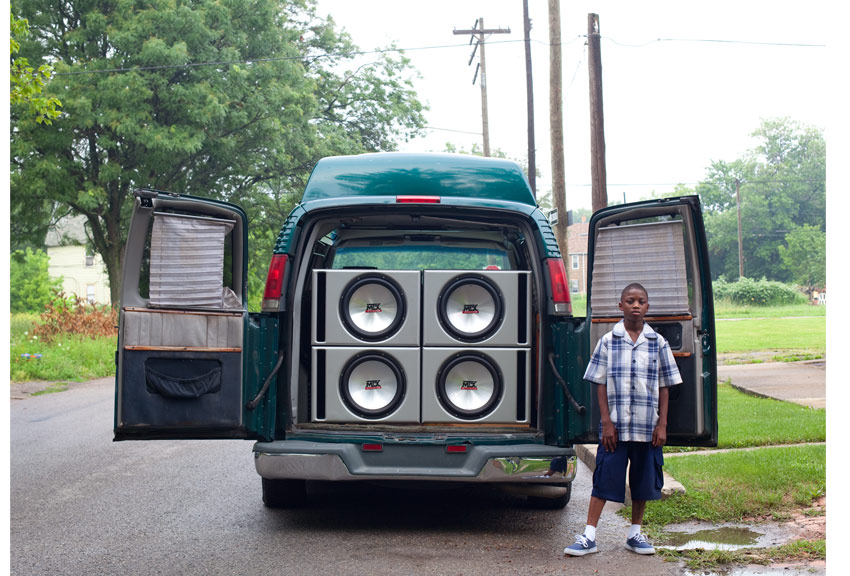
301, 153, 537, 207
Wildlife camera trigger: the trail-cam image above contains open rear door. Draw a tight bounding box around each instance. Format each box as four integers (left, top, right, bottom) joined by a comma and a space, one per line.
563, 196, 717, 447
114, 190, 279, 441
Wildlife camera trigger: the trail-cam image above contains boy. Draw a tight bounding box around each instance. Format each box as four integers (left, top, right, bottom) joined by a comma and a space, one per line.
564, 283, 682, 556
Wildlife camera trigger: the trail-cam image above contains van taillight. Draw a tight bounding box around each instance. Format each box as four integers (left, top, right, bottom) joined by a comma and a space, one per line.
546, 258, 572, 315
262, 254, 288, 312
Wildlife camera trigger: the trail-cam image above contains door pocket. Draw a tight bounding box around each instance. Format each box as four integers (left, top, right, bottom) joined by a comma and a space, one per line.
145, 362, 223, 399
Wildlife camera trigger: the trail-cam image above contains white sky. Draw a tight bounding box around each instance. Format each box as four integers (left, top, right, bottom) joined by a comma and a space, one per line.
316, 0, 830, 210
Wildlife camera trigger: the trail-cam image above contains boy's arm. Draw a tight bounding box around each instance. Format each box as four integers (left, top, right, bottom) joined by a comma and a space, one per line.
597, 383, 617, 452
652, 386, 669, 447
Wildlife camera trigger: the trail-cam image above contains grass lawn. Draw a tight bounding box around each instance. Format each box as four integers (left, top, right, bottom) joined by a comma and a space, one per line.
10, 314, 117, 383
667, 383, 825, 451
714, 302, 825, 319
715, 316, 825, 354
644, 444, 825, 526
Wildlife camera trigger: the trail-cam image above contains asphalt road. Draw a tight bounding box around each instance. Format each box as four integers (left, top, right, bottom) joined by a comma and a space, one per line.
11, 379, 682, 575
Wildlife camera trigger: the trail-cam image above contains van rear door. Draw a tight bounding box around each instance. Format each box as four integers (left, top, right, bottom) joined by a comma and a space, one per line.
114, 191, 280, 441
560, 196, 718, 447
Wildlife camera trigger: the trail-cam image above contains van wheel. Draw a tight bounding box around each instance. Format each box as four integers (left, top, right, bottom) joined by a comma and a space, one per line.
526, 483, 571, 509
262, 478, 308, 508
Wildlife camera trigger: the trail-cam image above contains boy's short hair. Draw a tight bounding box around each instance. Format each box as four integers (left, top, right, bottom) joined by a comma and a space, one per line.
620, 283, 649, 301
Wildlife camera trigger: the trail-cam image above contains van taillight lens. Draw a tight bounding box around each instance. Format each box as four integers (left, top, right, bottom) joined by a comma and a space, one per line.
546, 258, 572, 315
262, 254, 288, 312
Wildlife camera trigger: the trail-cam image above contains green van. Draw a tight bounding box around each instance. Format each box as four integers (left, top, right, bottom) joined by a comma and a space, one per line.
114, 153, 717, 509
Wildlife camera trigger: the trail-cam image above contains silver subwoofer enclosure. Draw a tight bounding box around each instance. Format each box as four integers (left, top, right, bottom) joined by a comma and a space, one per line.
312, 347, 421, 423
421, 348, 530, 423
423, 271, 530, 346
312, 269, 421, 346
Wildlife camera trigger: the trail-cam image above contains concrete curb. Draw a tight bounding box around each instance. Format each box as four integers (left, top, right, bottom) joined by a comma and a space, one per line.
575, 443, 686, 506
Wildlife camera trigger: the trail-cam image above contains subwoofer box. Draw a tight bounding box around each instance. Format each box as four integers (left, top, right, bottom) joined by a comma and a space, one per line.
311, 347, 421, 423
312, 269, 421, 346
423, 271, 530, 347
420, 347, 531, 424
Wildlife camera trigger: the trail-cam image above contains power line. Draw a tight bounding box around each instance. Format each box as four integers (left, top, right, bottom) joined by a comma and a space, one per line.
52, 34, 825, 77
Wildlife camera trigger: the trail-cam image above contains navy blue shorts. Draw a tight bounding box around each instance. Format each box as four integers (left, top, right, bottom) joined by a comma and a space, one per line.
591, 441, 664, 503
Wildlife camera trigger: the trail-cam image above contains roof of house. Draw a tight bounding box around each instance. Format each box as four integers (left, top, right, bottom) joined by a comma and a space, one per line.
45, 214, 88, 247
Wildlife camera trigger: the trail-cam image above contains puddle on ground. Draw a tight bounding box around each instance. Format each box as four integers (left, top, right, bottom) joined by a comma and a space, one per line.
658, 522, 793, 552
660, 526, 761, 551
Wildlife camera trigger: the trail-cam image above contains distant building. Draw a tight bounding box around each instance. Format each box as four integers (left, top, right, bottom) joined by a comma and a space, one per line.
566, 219, 589, 294
45, 215, 112, 306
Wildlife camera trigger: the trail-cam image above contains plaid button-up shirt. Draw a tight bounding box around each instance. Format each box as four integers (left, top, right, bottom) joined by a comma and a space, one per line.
583, 320, 682, 442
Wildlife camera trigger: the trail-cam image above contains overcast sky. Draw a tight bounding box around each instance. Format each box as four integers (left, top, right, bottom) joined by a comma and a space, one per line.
315, 0, 829, 210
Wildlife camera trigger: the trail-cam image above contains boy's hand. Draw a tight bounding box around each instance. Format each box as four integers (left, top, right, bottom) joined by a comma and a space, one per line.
601, 420, 617, 452
652, 424, 667, 447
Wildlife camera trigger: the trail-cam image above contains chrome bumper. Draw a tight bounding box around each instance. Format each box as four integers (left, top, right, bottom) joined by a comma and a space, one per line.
253, 440, 577, 484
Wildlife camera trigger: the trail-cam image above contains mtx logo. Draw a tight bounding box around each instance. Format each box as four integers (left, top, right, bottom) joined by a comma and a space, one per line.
365, 303, 382, 313
460, 380, 478, 391
364, 379, 382, 390
462, 304, 479, 314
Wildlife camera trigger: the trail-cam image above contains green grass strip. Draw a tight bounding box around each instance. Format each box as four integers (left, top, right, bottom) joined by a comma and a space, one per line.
715, 316, 825, 353
644, 444, 825, 526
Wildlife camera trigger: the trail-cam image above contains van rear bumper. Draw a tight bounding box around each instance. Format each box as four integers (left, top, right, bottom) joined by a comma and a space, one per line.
253, 440, 576, 483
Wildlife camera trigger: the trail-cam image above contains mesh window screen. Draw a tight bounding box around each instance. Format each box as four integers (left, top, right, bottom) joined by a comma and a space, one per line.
590, 220, 689, 316
149, 213, 235, 308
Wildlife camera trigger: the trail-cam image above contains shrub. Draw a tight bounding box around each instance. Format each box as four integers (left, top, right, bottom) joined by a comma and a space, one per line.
32, 291, 117, 342
10, 248, 63, 313
713, 277, 807, 306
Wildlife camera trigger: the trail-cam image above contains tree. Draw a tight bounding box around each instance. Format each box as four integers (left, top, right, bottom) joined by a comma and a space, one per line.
680, 118, 825, 281
779, 225, 825, 289
11, 0, 426, 306
10, 249, 63, 313
10, 10, 61, 125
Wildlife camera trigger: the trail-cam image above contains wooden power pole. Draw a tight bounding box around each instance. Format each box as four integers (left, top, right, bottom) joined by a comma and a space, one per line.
454, 19, 511, 157
588, 13, 608, 212
522, 0, 536, 196
548, 0, 569, 267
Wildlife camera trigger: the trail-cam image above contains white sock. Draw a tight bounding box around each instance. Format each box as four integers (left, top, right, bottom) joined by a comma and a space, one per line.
628, 524, 641, 539
584, 525, 597, 541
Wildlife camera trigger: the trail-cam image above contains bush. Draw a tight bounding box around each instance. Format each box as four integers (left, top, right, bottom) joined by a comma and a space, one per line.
10, 248, 63, 313
713, 277, 807, 306
32, 291, 117, 343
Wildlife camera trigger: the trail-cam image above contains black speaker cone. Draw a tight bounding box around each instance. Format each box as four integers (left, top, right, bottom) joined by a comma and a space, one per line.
437, 275, 503, 342
340, 353, 406, 419
340, 275, 405, 342
436, 353, 503, 419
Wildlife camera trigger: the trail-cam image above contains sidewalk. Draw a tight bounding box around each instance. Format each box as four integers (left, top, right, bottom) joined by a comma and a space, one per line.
574, 358, 826, 505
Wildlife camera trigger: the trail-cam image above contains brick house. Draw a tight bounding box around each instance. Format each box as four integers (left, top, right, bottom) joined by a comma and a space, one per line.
566, 219, 589, 294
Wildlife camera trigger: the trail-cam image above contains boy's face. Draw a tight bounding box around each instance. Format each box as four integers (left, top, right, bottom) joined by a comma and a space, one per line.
619, 287, 649, 321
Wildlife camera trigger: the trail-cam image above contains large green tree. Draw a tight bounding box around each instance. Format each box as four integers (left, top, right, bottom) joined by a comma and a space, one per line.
681, 118, 825, 282
11, 0, 425, 306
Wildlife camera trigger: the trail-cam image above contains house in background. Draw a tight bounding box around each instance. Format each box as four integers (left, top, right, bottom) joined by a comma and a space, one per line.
566, 219, 589, 294
45, 214, 112, 306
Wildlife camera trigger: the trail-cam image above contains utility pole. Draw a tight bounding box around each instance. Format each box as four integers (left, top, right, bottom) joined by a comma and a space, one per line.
736, 179, 744, 278
522, 0, 536, 196
548, 0, 569, 268
588, 13, 608, 212
453, 19, 511, 157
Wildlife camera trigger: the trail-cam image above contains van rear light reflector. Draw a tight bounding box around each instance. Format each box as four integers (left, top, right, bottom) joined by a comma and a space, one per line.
546, 258, 572, 315
396, 195, 440, 204
261, 254, 288, 312
446, 445, 468, 453
361, 443, 383, 452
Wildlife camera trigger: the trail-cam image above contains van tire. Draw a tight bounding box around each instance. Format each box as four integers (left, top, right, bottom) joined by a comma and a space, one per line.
526, 483, 571, 509
262, 478, 308, 508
